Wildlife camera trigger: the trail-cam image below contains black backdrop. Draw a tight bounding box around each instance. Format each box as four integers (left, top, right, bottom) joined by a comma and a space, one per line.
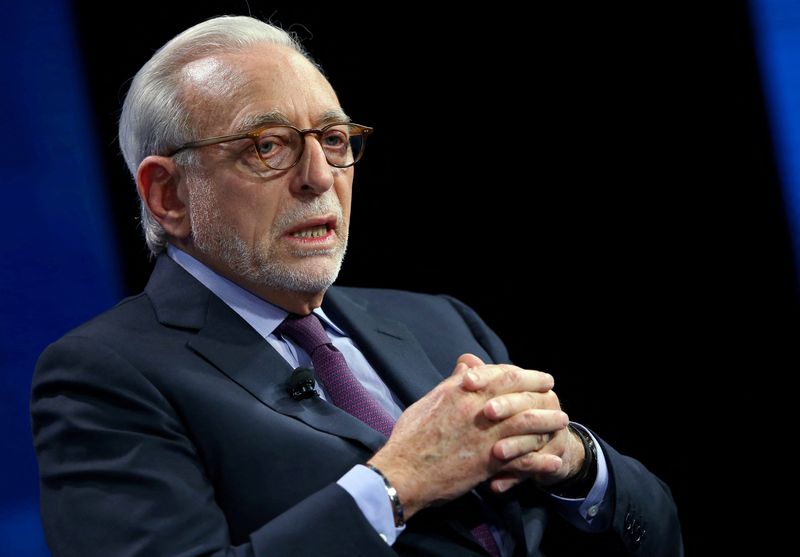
72, 2, 800, 553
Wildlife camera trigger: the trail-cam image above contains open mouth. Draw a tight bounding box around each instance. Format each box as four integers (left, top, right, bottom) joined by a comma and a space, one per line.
285, 217, 337, 241
291, 224, 330, 239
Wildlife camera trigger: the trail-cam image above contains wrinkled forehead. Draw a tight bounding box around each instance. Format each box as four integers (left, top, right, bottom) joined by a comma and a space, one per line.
178, 44, 341, 135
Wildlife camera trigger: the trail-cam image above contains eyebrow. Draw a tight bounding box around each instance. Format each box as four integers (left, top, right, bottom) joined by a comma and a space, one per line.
316, 109, 352, 127
234, 109, 351, 133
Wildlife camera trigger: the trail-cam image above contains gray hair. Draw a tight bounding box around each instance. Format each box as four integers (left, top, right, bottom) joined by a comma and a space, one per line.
118, 16, 314, 256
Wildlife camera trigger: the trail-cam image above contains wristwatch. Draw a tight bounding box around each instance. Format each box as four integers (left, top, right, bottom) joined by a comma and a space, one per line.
546, 424, 598, 498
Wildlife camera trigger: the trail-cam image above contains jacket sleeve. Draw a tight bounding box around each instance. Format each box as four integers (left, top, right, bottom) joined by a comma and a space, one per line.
439, 295, 511, 363
442, 295, 683, 556
597, 437, 683, 556
31, 334, 397, 557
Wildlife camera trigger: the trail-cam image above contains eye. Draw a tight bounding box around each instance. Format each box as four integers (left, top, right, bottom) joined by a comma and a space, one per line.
255, 132, 286, 156
321, 128, 348, 149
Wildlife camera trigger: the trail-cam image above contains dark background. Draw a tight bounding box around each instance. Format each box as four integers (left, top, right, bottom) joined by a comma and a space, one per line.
62, 1, 799, 554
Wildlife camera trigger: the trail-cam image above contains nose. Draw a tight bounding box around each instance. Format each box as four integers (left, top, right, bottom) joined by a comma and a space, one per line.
291, 135, 335, 195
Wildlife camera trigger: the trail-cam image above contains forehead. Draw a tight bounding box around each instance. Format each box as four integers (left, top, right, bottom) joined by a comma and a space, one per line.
181, 43, 342, 134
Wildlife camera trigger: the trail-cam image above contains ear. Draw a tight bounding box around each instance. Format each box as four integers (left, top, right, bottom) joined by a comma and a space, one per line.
136, 156, 192, 240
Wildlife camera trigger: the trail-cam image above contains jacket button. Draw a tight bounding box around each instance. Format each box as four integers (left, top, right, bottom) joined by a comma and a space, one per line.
624, 511, 634, 530
634, 527, 646, 545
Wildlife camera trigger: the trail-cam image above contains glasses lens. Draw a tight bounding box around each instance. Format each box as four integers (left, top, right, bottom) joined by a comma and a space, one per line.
255, 127, 301, 170
346, 126, 366, 166
321, 124, 364, 167
254, 124, 367, 169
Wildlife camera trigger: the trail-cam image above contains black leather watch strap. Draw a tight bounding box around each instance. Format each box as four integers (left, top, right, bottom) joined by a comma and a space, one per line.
546, 424, 598, 498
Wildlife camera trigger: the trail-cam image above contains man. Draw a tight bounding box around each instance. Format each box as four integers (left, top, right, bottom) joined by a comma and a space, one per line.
31, 15, 681, 557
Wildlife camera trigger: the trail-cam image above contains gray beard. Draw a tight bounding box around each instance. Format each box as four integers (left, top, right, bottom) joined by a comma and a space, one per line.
188, 173, 347, 294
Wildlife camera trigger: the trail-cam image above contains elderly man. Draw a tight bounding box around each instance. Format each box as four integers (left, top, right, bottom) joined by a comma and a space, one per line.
31, 15, 681, 557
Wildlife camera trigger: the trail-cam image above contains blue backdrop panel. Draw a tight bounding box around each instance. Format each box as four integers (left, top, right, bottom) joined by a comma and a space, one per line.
751, 0, 800, 281
0, 2, 123, 555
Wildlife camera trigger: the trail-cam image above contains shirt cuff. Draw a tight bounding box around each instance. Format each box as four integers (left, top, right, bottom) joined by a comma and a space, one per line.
337, 464, 405, 544
547, 424, 611, 532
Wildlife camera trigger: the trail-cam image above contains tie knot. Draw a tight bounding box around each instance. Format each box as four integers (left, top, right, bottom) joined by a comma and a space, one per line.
277, 313, 331, 354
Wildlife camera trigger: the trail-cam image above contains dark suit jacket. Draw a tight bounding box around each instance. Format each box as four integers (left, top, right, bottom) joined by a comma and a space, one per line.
31, 255, 681, 556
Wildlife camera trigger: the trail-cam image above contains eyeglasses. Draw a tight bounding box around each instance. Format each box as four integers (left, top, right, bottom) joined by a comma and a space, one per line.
166, 122, 373, 170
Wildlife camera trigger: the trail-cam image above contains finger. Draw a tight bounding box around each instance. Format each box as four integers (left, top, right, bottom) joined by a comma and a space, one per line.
485, 391, 565, 420
462, 365, 555, 395
493, 433, 554, 461
489, 473, 524, 494
497, 409, 570, 441
457, 353, 486, 369
498, 452, 563, 479
457, 355, 491, 392
462, 365, 553, 393
450, 362, 469, 377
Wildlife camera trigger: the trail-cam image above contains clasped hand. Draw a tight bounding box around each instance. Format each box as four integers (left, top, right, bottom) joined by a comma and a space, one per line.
368, 354, 584, 520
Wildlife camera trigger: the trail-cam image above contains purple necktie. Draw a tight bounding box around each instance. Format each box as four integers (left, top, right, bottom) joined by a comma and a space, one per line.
471, 523, 501, 557
278, 313, 395, 438
278, 313, 501, 557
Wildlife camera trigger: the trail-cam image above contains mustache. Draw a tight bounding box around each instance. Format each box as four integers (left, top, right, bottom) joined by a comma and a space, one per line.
273, 193, 344, 233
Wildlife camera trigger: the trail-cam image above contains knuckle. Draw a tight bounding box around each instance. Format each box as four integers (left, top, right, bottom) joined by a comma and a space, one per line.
503, 367, 523, 387
504, 439, 519, 456
522, 391, 539, 406
454, 403, 471, 421
518, 452, 539, 468
491, 397, 508, 415
542, 390, 559, 408
522, 410, 544, 429
451, 393, 481, 421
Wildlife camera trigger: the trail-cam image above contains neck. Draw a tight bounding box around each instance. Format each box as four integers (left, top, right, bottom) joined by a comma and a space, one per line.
246, 283, 325, 315
174, 242, 326, 315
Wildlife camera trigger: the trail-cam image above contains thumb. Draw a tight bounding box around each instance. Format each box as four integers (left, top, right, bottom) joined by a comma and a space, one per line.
450, 360, 471, 377
457, 353, 485, 369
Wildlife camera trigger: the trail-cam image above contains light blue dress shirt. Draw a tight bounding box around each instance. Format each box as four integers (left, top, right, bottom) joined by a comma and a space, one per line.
167, 245, 609, 552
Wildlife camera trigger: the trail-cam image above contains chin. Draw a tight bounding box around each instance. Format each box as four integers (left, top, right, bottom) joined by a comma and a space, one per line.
249, 255, 343, 295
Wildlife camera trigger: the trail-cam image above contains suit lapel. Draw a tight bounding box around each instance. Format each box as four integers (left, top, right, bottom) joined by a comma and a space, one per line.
146, 256, 386, 453
189, 296, 387, 452
322, 287, 447, 409
150, 256, 541, 542
147, 259, 533, 551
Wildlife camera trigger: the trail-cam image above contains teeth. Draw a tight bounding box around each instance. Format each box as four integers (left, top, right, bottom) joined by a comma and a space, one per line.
291, 225, 328, 238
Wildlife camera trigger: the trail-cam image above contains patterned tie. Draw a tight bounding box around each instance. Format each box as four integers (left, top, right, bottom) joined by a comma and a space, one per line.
277, 313, 395, 437
471, 522, 501, 557
278, 313, 501, 557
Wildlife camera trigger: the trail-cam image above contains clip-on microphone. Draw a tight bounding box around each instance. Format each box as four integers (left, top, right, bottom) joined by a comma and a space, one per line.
288, 367, 319, 400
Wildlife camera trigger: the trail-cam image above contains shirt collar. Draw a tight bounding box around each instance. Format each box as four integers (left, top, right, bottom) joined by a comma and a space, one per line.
166, 244, 345, 338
